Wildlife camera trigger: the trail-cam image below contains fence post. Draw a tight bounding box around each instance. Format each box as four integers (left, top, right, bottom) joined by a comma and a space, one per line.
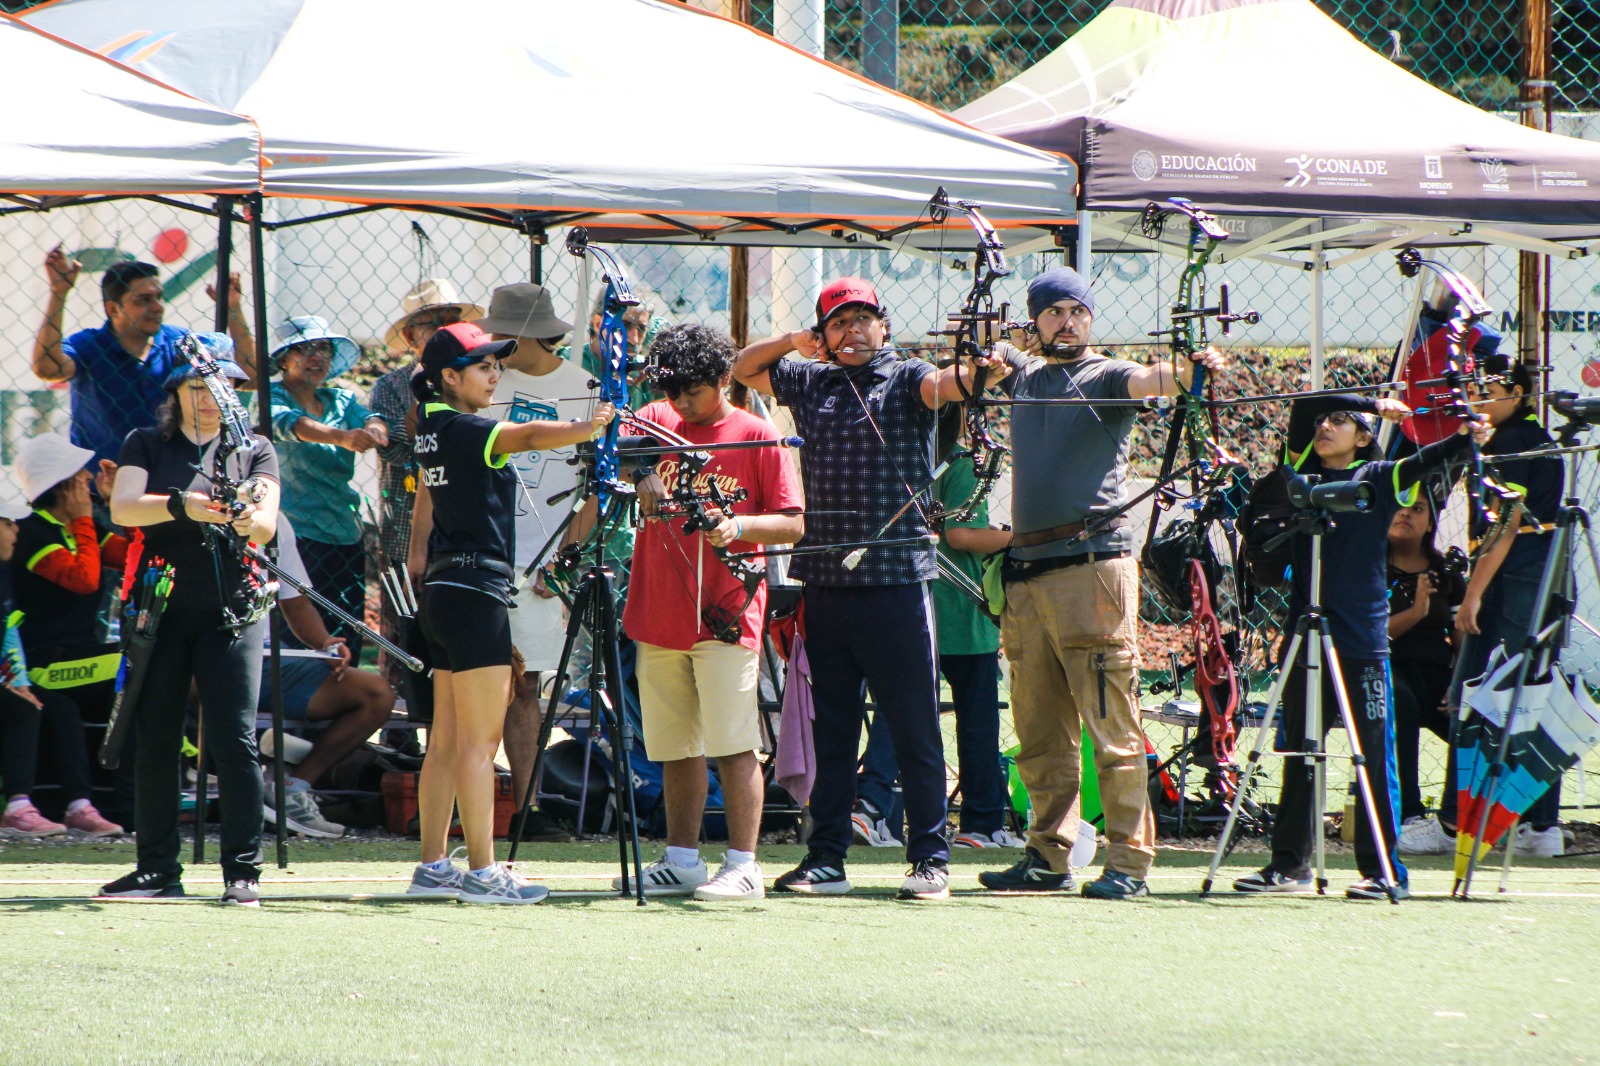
1519, 0, 1552, 396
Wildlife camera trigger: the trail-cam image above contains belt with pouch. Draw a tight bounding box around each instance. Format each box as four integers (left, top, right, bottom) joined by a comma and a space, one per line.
1002, 550, 1129, 584
424, 553, 514, 582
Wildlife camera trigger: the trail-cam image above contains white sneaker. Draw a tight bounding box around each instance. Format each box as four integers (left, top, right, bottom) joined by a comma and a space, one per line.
953, 828, 1026, 849
612, 855, 708, 895
458, 862, 549, 904
1398, 816, 1457, 856
692, 856, 766, 901
1515, 824, 1564, 858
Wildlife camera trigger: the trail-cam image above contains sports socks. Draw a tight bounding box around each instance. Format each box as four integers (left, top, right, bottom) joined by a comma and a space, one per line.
665, 846, 701, 869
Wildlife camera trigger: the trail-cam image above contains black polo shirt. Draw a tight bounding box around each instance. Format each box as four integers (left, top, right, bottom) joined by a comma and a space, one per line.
415, 402, 517, 589
118, 427, 279, 613
768, 352, 937, 587
1480, 412, 1561, 576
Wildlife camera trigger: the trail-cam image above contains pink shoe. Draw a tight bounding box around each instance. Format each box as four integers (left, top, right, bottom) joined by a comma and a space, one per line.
63, 803, 125, 839
1, 802, 67, 838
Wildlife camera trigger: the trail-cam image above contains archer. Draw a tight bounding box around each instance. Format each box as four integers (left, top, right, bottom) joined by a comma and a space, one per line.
733, 276, 1001, 902
975, 266, 1224, 901
619, 325, 804, 900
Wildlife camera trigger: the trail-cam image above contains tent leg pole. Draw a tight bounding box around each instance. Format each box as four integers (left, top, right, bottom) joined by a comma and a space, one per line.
248, 192, 289, 871
1074, 209, 1092, 275
1308, 220, 1325, 391
212, 195, 235, 334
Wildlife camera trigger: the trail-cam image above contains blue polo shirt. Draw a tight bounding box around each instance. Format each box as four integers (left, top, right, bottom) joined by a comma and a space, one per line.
62, 322, 191, 466
768, 352, 937, 587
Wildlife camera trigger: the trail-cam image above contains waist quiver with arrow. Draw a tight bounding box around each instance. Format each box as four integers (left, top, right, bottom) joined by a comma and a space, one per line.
100, 561, 174, 770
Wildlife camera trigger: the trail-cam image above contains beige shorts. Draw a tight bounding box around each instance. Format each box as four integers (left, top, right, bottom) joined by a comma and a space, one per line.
635, 640, 761, 762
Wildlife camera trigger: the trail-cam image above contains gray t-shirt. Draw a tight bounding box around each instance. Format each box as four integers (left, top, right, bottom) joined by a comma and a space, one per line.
1002, 351, 1139, 560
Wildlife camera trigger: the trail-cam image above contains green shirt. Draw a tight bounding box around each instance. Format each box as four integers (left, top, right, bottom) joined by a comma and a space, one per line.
932, 460, 1000, 656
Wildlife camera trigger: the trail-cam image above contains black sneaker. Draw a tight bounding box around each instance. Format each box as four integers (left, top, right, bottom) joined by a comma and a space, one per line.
977, 848, 1074, 892
1232, 867, 1314, 894
99, 868, 184, 898
897, 858, 950, 901
221, 880, 261, 907
516, 809, 574, 843
1346, 877, 1409, 901
1081, 869, 1150, 900
772, 852, 851, 895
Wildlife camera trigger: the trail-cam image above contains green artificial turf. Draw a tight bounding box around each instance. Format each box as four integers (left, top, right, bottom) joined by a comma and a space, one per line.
3, 839, 1598, 1065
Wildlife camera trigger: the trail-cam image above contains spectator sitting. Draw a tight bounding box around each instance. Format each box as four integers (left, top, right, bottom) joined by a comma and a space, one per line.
9, 434, 132, 834
368, 279, 482, 694
0, 471, 121, 839
268, 316, 388, 662
31, 250, 257, 467
259, 516, 397, 839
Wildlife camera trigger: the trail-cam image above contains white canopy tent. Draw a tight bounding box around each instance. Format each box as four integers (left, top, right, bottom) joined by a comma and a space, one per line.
0, 15, 260, 200
26, 0, 1077, 244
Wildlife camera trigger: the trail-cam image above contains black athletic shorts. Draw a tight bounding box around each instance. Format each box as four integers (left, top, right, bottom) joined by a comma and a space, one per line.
418, 581, 513, 673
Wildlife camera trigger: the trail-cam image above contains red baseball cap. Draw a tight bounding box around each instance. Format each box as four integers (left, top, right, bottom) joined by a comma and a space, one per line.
815, 277, 882, 326
411, 321, 516, 400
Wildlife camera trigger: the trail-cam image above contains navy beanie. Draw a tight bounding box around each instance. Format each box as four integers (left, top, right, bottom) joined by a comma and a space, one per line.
1027, 267, 1095, 320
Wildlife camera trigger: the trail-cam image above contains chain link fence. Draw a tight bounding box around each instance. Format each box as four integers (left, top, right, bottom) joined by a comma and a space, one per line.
3, 0, 1598, 827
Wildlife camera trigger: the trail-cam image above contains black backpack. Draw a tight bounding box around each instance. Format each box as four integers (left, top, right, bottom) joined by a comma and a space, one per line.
1237, 464, 1297, 591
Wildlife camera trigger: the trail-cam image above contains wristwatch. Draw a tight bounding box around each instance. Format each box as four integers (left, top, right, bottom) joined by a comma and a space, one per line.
166, 490, 189, 522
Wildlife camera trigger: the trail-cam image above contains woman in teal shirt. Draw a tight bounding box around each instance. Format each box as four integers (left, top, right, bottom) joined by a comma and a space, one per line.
268, 316, 386, 660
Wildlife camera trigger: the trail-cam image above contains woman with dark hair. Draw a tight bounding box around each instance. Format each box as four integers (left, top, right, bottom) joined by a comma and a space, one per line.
1385, 495, 1465, 828
404, 322, 613, 904
100, 334, 279, 905
1402, 356, 1569, 858
1233, 393, 1488, 900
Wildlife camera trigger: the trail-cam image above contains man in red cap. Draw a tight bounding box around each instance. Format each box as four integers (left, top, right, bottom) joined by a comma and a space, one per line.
733, 277, 989, 901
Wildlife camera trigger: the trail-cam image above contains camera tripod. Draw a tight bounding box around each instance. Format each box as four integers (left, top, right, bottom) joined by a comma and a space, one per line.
1201, 511, 1404, 903
506, 496, 648, 905
1459, 417, 1600, 897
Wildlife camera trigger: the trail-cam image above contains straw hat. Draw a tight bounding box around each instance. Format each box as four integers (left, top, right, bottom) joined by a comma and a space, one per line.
385, 279, 484, 352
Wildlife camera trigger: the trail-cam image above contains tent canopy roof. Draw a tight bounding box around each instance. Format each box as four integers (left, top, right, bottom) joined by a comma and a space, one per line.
0, 15, 260, 198
957, 0, 1600, 236
27, 0, 1077, 241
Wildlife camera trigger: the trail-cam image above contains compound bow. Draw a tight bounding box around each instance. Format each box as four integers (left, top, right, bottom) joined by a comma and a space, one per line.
928, 187, 1013, 526
179, 333, 275, 633
1139, 198, 1260, 802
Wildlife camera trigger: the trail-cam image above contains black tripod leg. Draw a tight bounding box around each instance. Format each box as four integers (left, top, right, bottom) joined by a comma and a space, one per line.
595, 567, 646, 905
508, 577, 592, 863
192, 714, 206, 865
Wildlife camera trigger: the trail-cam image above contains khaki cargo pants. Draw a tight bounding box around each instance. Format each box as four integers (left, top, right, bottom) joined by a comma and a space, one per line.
1000, 555, 1155, 879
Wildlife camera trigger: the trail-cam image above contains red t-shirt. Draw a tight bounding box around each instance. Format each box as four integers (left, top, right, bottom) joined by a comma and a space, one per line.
622, 402, 803, 652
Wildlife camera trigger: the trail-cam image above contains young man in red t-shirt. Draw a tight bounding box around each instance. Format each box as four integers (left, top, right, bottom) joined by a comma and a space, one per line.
621, 325, 803, 901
